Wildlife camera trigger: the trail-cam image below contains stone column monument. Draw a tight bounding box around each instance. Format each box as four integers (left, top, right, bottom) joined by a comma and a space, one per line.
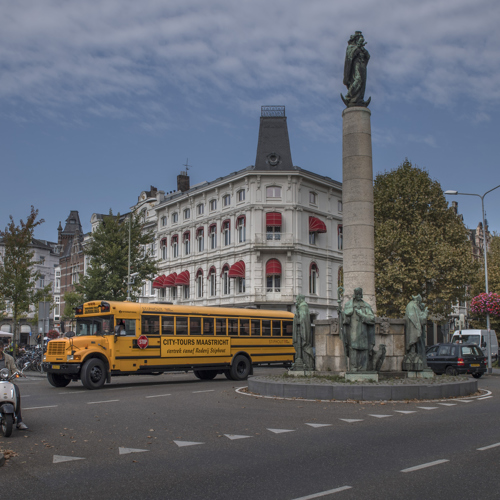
341, 31, 376, 312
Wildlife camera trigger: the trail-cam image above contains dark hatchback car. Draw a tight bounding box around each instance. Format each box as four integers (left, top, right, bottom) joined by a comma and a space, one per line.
426, 343, 487, 378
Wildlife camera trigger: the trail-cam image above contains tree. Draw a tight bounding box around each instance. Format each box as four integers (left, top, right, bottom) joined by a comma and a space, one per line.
374, 160, 477, 319
0, 206, 52, 351
76, 211, 158, 302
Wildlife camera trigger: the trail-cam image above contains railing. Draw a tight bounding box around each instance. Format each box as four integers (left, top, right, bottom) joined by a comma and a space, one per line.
254, 233, 293, 245
261, 105, 285, 117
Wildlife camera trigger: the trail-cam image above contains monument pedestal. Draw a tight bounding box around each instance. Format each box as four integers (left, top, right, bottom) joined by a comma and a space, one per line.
287, 370, 316, 377
345, 371, 378, 382
406, 370, 435, 379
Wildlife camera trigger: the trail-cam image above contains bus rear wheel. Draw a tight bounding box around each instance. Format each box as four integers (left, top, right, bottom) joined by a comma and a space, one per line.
193, 370, 217, 380
81, 358, 107, 390
230, 355, 251, 381
47, 373, 71, 388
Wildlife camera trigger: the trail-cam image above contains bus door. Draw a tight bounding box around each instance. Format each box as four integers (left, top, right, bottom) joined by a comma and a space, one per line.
112, 317, 138, 371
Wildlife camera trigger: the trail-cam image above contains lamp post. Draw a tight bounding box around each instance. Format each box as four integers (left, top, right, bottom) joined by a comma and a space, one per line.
445, 185, 500, 374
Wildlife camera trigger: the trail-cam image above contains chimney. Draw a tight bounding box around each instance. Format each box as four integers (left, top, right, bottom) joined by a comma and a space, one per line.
177, 171, 190, 192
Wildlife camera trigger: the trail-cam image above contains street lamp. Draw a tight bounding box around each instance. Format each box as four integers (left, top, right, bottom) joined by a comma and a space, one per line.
445, 185, 500, 373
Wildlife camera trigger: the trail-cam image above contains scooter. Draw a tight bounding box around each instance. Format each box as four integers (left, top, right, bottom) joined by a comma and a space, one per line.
0, 362, 29, 437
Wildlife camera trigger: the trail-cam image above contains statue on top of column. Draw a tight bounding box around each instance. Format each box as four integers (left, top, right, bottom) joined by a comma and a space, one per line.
341, 31, 371, 108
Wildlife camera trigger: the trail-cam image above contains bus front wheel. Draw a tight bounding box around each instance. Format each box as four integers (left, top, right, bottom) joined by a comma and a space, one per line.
230, 355, 251, 381
81, 358, 107, 390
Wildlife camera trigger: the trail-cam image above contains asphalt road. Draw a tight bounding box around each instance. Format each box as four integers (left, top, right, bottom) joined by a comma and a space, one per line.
2, 368, 500, 500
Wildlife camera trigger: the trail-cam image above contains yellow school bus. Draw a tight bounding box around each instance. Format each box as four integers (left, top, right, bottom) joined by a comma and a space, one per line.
43, 300, 295, 389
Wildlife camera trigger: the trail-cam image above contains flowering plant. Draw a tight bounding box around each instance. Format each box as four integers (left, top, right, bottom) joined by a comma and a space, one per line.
470, 293, 500, 316
47, 329, 60, 339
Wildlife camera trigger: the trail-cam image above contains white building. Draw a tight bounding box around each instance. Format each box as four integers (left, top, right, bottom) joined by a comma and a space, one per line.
141, 106, 343, 321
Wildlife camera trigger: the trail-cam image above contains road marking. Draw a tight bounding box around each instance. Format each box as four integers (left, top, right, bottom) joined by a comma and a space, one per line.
119, 447, 149, 455
339, 419, 363, 423
192, 390, 215, 393
145, 394, 171, 398
478, 396, 493, 400
456, 400, 472, 403
24, 405, 58, 410
368, 414, 393, 418
267, 428, 295, 434
394, 411, 417, 414
291, 486, 352, 499
174, 440, 204, 447
477, 442, 500, 451
306, 423, 332, 428
401, 459, 449, 472
438, 403, 456, 406
53, 455, 85, 463
224, 434, 253, 440
417, 407, 438, 410
87, 400, 119, 404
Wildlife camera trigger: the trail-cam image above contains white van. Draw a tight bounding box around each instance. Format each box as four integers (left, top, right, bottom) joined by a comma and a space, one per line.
451, 329, 498, 360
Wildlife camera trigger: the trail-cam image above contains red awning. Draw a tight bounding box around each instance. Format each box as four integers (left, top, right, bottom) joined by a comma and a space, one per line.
221, 219, 230, 232
207, 265, 216, 279
160, 237, 167, 245
310, 262, 319, 277
196, 268, 203, 278
174, 270, 190, 285
309, 216, 327, 233
196, 227, 204, 236
266, 212, 282, 226
228, 260, 245, 278
164, 272, 178, 287
171, 234, 178, 245
266, 259, 281, 276
152, 275, 168, 289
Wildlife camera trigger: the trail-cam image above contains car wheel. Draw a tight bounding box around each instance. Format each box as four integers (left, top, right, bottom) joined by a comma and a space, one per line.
472, 373, 483, 379
47, 373, 71, 388
445, 366, 458, 376
81, 358, 107, 390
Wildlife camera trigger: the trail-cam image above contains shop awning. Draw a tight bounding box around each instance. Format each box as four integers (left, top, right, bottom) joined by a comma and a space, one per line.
266, 212, 282, 226
266, 259, 282, 276
164, 272, 178, 287
152, 275, 168, 289
175, 270, 190, 285
309, 216, 327, 233
228, 260, 245, 278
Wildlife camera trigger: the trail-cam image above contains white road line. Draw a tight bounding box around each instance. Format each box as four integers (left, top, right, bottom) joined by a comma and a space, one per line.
24, 405, 58, 410
339, 419, 363, 423
306, 423, 332, 428
192, 390, 215, 393
417, 407, 438, 410
145, 394, 171, 398
291, 486, 352, 499
87, 400, 119, 404
478, 396, 493, 400
438, 403, 456, 406
368, 414, 393, 418
455, 400, 472, 403
401, 459, 449, 472
477, 442, 500, 451
394, 411, 416, 414
268, 428, 295, 434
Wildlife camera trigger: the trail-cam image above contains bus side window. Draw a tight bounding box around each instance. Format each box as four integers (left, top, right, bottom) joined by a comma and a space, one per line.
240, 319, 250, 336
283, 320, 293, 337
216, 318, 227, 336
161, 316, 174, 335
176, 317, 188, 335
124, 319, 136, 336
251, 320, 261, 336
228, 318, 238, 335
262, 320, 271, 336
272, 321, 281, 336
142, 316, 159, 335
190, 317, 202, 335
203, 318, 215, 335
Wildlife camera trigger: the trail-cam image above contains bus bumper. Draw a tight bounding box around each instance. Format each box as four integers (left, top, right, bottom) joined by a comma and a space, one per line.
43, 363, 81, 375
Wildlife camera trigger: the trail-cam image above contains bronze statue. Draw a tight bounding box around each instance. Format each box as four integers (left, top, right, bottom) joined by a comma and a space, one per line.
341, 31, 371, 108
342, 287, 375, 372
292, 295, 315, 371
403, 294, 429, 371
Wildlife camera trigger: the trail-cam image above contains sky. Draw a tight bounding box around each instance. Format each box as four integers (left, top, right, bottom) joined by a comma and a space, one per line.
1, 0, 499, 242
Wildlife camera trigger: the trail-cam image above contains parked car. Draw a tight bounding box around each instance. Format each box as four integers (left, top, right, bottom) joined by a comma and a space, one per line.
426, 343, 487, 378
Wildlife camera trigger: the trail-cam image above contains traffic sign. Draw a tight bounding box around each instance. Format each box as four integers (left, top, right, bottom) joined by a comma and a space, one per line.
137, 335, 149, 349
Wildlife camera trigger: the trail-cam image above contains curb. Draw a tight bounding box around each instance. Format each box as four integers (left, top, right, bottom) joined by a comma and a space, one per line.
0, 453, 5, 467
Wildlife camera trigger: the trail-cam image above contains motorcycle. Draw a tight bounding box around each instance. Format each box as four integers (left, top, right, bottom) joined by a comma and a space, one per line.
0, 362, 29, 437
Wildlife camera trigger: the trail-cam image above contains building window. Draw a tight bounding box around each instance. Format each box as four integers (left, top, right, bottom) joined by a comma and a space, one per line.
266, 186, 281, 199
197, 228, 204, 252
338, 200, 343, 213
183, 286, 190, 299
55, 270, 61, 291
266, 212, 282, 240
159, 288, 166, 299
237, 278, 245, 293
172, 212, 178, 223
183, 232, 190, 255
197, 204, 204, 216
209, 225, 217, 249
338, 225, 343, 250
209, 267, 217, 296
267, 225, 281, 240
309, 192, 317, 205
266, 259, 281, 292
161, 216, 167, 227
309, 232, 316, 245
223, 194, 231, 207
237, 189, 245, 202
71, 266, 79, 284
172, 235, 178, 258
161, 240, 168, 260
237, 216, 246, 243
222, 265, 230, 295
309, 263, 318, 294
223, 220, 231, 246
171, 287, 177, 300
39, 256, 45, 264
196, 270, 203, 298
183, 208, 191, 220
209, 199, 217, 211
54, 296, 60, 320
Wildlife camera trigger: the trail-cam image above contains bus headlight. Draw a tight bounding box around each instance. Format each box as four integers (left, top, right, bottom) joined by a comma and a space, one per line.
67, 355, 74, 361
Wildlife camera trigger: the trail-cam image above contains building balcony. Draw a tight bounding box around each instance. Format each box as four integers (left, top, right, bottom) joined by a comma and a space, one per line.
254, 233, 294, 249
253, 288, 294, 303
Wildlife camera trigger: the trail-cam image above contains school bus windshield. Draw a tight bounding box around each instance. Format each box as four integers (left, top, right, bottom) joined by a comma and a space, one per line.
76, 316, 114, 336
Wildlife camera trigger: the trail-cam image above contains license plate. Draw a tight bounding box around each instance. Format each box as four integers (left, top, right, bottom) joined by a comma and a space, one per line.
470, 364, 480, 367
52, 365, 60, 369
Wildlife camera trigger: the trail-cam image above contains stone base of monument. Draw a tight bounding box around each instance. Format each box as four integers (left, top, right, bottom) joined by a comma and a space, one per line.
405, 370, 435, 379
345, 371, 378, 383
288, 369, 316, 377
